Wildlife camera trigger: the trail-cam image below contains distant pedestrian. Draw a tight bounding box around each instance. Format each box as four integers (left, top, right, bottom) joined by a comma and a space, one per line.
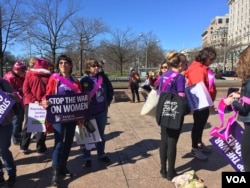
4, 61, 27, 145
224, 45, 250, 171
185, 46, 217, 160
128, 67, 141, 103
153, 60, 168, 89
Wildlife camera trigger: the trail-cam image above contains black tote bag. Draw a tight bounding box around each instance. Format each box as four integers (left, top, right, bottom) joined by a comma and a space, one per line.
156, 76, 187, 130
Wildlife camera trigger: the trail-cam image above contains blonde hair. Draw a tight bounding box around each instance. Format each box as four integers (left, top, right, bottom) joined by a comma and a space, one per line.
165, 51, 180, 68
28, 57, 36, 68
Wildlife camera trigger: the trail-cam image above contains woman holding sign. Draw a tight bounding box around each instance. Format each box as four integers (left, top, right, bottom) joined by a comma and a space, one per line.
224, 46, 250, 172
80, 58, 114, 168
42, 55, 82, 187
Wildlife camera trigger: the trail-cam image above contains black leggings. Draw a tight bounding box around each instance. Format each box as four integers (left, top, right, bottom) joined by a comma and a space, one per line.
191, 108, 209, 149
242, 124, 250, 171
130, 84, 140, 102
159, 124, 182, 174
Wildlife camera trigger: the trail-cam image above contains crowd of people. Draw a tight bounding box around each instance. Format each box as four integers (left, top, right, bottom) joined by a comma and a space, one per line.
0, 55, 114, 187
129, 46, 249, 180
1, 45, 250, 187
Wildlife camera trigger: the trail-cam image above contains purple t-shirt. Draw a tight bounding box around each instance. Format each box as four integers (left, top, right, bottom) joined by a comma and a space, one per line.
57, 77, 76, 95
158, 70, 185, 94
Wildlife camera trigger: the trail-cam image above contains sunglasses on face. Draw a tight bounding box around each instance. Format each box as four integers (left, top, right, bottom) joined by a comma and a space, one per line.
161, 66, 168, 69
59, 61, 70, 65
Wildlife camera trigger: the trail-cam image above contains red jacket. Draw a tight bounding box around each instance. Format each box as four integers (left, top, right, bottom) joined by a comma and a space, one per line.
185, 61, 217, 101
4, 70, 25, 95
23, 69, 51, 105
44, 75, 82, 96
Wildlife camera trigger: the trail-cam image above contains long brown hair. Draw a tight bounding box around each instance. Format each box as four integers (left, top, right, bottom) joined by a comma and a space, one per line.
236, 46, 250, 83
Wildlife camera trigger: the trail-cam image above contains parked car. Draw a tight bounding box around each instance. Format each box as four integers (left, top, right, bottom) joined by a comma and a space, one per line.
221, 71, 237, 80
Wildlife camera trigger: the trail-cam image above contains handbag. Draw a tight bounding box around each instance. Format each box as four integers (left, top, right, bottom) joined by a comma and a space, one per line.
185, 81, 213, 111
140, 89, 159, 116
140, 73, 178, 116
156, 75, 186, 130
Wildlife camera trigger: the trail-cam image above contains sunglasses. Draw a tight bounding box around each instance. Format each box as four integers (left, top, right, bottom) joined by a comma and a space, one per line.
161, 66, 168, 69
59, 61, 70, 65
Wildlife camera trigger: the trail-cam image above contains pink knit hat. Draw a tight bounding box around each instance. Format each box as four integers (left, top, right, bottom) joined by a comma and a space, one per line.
34, 58, 50, 69
13, 60, 27, 71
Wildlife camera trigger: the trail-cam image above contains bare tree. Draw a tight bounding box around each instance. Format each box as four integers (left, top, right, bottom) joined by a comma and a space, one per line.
0, 0, 30, 76
101, 28, 138, 76
70, 17, 109, 75
25, 0, 79, 64
138, 31, 164, 69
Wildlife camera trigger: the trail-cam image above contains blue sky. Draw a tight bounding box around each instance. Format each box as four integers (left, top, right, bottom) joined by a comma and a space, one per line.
79, 0, 229, 51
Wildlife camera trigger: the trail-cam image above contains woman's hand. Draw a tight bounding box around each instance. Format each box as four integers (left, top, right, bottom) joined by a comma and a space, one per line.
41, 100, 51, 108
224, 96, 235, 105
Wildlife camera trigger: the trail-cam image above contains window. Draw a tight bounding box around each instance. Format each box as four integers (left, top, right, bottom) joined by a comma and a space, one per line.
218, 18, 223, 24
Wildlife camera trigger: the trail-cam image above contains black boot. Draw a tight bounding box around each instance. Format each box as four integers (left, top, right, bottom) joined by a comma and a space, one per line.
51, 167, 60, 187
0, 175, 5, 186
60, 161, 73, 177
160, 167, 167, 178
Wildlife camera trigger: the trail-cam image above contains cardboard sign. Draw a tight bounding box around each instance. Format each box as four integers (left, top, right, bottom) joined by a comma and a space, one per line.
27, 103, 46, 132
46, 93, 89, 124
75, 119, 102, 145
210, 122, 244, 172
0, 90, 15, 124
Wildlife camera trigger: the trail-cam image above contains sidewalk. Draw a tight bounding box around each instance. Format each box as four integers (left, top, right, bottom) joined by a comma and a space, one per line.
5, 88, 234, 188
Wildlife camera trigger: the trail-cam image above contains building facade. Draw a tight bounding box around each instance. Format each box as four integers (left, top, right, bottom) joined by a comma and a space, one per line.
201, 0, 250, 72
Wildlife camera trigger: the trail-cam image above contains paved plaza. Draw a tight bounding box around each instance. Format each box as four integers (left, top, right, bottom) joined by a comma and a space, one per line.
3, 88, 236, 188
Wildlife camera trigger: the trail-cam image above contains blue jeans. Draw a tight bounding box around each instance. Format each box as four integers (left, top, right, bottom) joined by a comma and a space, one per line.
0, 124, 16, 177
82, 111, 107, 159
52, 122, 76, 167
12, 108, 24, 144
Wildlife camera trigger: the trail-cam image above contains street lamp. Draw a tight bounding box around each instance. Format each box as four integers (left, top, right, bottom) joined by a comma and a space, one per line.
139, 33, 160, 70
139, 33, 149, 69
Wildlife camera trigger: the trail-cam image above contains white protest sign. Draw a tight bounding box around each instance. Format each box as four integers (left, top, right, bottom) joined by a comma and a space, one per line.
75, 119, 102, 145
27, 103, 46, 132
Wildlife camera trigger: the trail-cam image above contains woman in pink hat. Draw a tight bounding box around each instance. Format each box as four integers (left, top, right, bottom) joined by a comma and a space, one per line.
3, 60, 27, 145
20, 58, 51, 155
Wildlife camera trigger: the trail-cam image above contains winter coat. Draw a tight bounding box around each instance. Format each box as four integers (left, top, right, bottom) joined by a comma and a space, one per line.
185, 61, 217, 101
23, 68, 51, 105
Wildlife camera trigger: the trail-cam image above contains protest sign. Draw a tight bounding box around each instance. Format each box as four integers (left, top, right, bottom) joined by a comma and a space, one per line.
27, 103, 46, 132
185, 81, 213, 111
75, 119, 102, 145
0, 90, 15, 124
210, 121, 244, 172
46, 93, 89, 124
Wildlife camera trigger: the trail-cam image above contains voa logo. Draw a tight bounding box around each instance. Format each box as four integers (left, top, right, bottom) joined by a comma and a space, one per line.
226, 176, 246, 183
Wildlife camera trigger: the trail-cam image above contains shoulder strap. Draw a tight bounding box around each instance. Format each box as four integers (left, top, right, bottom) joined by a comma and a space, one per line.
161, 72, 178, 91
89, 76, 103, 99
52, 73, 81, 93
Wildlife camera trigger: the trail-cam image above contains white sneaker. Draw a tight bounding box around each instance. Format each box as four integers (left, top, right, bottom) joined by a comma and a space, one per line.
190, 148, 208, 160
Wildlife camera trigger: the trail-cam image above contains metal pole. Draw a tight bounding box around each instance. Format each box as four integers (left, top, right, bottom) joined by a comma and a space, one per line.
80, 33, 83, 76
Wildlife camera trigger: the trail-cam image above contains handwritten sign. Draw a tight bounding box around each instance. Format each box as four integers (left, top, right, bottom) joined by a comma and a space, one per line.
27, 103, 46, 132
0, 90, 15, 124
46, 93, 89, 124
